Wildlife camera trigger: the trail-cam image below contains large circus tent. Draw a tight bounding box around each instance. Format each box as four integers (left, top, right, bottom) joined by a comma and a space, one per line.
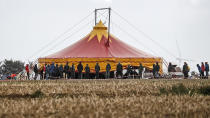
38, 20, 163, 73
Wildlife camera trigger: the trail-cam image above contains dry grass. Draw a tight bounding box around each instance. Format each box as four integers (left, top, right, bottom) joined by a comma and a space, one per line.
0, 79, 210, 118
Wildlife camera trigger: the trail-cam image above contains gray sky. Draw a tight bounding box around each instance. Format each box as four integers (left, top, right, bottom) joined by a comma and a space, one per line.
0, 0, 210, 71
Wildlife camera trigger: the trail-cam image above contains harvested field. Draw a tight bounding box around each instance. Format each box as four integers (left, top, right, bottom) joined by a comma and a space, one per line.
0, 79, 210, 118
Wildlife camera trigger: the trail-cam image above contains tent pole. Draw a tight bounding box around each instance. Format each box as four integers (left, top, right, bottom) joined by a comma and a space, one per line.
95, 8, 111, 47
95, 9, 97, 25
107, 7, 111, 47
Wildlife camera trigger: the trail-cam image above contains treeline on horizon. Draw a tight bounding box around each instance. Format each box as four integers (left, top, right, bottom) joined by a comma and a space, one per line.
0, 59, 25, 75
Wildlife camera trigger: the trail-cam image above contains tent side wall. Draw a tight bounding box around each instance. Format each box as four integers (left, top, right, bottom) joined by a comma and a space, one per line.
38, 57, 163, 73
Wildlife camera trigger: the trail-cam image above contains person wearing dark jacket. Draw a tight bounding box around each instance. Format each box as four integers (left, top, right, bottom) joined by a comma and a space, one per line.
49, 62, 55, 77
127, 65, 132, 78
197, 64, 202, 78
77, 62, 83, 79
85, 64, 90, 79
139, 63, 144, 79
64, 62, 69, 79
95, 63, 100, 79
152, 64, 156, 78
183, 62, 189, 79
55, 64, 59, 78
205, 62, 209, 79
168, 62, 173, 73
201, 62, 205, 79
34, 64, 38, 80
116, 62, 123, 78
71, 63, 75, 79
155, 62, 160, 78
67, 66, 71, 79
106, 63, 111, 79
59, 64, 63, 78
40, 66, 44, 80
46, 64, 50, 80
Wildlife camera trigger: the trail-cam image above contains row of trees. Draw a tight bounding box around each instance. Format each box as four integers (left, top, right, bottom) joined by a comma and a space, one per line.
0, 59, 25, 75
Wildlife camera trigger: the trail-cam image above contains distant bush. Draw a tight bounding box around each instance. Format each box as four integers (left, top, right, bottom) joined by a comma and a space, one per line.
31, 90, 45, 98
171, 84, 189, 95
0, 59, 24, 74
159, 84, 210, 96
198, 86, 210, 95
159, 88, 169, 95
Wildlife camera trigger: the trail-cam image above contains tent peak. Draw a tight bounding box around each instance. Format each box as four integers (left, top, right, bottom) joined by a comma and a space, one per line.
88, 20, 109, 42
93, 20, 107, 30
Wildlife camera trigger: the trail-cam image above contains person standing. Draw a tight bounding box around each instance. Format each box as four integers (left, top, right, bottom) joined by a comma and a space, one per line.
50, 62, 55, 78
25, 64, 30, 80
152, 64, 156, 79
59, 64, 64, 79
44, 64, 47, 79
155, 62, 160, 78
168, 62, 173, 73
33, 64, 38, 80
139, 63, 144, 79
64, 62, 69, 79
127, 65, 132, 79
55, 64, 59, 78
197, 64, 202, 78
95, 63, 100, 79
40, 66, 44, 80
77, 62, 83, 79
45, 64, 50, 80
106, 63, 111, 79
168, 62, 173, 79
85, 64, 90, 79
182, 62, 190, 79
67, 66, 71, 79
71, 63, 75, 79
116, 62, 123, 79
205, 62, 209, 79
201, 62, 205, 79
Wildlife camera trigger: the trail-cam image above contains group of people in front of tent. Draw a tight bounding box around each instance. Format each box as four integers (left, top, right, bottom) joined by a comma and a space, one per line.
167, 62, 191, 79
167, 61, 209, 79
25, 61, 209, 80
197, 62, 209, 79
181, 62, 209, 79
29, 61, 151, 80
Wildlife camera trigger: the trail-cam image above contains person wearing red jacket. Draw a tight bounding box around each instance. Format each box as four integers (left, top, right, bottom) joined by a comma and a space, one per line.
201, 62, 205, 79
25, 64, 29, 80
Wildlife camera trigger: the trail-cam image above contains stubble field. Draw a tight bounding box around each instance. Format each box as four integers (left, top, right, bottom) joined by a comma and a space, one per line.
0, 79, 210, 118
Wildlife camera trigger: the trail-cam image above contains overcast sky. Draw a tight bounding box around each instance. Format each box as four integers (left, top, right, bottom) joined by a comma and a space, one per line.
0, 0, 209, 71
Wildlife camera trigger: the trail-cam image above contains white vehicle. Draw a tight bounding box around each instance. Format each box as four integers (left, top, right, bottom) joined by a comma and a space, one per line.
167, 67, 184, 78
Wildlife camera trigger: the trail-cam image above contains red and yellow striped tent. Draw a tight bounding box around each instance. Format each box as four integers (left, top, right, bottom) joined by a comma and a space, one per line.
38, 21, 163, 73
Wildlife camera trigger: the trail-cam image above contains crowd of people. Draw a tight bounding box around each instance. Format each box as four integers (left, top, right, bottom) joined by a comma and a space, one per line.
23, 61, 209, 80
24, 62, 151, 80
196, 62, 209, 79
167, 62, 209, 79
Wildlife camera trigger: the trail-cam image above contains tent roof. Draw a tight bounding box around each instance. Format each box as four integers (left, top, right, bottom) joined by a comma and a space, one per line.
42, 21, 157, 59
